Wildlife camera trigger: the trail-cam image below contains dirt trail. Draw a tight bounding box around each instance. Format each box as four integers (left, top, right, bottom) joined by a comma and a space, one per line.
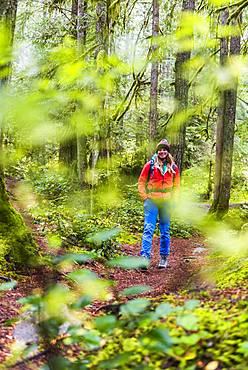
0, 178, 207, 365
87, 236, 206, 314
0, 235, 206, 364
114, 237, 205, 294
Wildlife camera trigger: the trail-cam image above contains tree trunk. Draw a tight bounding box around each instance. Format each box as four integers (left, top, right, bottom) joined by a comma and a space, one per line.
91, 1, 109, 168
59, 1, 79, 170
59, 138, 77, 167
0, 0, 18, 38
211, 10, 228, 210
0, 0, 18, 152
170, 0, 195, 172
149, 0, 159, 141
0, 0, 36, 270
210, 13, 241, 217
74, 0, 88, 186
95, 1, 108, 57
59, 0, 88, 176
0, 175, 37, 270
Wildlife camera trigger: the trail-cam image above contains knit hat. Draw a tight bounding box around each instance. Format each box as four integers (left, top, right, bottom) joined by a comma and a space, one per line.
156, 139, 170, 152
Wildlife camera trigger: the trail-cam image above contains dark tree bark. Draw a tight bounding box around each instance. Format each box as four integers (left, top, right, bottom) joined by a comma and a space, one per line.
59, 0, 88, 176
212, 10, 229, 208
0, 0, 18, 37
72, 0, 87, 43
59, 138, 77, 166
76, 0, 88, 185
77, 0, 87, 43
149, 0, 159, 141
170, 0, 195, 172
210, 12, 241, 217
95, 1, 108, 57
90, 1, 109, 169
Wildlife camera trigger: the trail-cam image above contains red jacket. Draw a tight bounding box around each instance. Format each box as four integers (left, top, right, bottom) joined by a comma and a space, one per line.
138, 161, 180, 200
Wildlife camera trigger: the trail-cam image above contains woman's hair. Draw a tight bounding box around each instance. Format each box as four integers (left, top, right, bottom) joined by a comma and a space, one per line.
166, 153, 176, 174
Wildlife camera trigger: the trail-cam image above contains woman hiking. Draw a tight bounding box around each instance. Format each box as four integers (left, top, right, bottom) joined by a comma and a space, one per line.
138, 139, 180, 269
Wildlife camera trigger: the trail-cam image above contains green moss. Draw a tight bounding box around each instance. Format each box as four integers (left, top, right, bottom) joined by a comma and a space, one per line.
0, 180, 37, 272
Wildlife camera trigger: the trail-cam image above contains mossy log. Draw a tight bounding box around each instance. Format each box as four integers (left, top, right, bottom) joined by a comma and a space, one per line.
0, 175, 37, 271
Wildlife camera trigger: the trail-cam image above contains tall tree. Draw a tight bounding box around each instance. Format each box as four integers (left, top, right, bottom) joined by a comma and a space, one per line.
72, 0, 88, 185
210, 12, 241, 217
0, 0, 17, 37
0, 0, 18, 160
59, 0, 88, 179
0, 0, 36, 269
95, 1, 108, 56
58, 0, 79, 170
90, 0, 109, 169
149, 0, 159, 141
170, 0, 195, 172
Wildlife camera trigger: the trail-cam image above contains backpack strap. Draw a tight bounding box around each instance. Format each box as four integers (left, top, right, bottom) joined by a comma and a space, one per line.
147, 159, 155, 183
172, 163, 177, 186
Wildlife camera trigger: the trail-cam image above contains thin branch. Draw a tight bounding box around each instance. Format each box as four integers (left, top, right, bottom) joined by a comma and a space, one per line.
127, 0, 142, 19
216, 0, 247, 12
237, 95, 248, 106
227, 0, 248, 23
160, 112, 173, 128
188, 48, 220, 88
0, 276, 11, 282
112, 67, 146, 121
197, 0, 207, 12
205, 106, 217, 141
113, 42, 154, 123
116, 77, 148, 122
7, 349, 50, 368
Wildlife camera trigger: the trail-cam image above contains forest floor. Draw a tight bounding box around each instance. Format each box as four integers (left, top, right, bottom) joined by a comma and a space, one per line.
1, 179, 245, 368
0, 234, 208, 366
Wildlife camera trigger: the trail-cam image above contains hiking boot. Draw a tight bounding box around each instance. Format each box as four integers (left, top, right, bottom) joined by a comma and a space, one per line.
158, 256, 168, 269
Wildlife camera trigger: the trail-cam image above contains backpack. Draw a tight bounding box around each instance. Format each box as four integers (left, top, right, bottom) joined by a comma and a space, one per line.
147, 159, 176, 183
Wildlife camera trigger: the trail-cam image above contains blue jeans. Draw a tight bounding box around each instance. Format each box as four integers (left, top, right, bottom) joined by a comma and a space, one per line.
140, 198, 170, 259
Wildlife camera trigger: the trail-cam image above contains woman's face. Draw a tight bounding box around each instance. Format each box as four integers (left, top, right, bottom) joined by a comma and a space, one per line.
157, 147, 168, 160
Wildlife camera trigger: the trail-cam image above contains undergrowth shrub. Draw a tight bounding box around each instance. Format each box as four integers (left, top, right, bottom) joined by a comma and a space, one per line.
31, 167, 72, 201
209, 253, 248, 288
30, 180, 199, 261
223, 205, 248, 230
231, 173, 248, 202
4, 273, 248, 370
33, 207, 121, 259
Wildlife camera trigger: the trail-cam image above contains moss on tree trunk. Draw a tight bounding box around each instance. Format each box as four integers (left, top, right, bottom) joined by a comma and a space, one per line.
0, 175, 37, 272
0, 1, 37, 271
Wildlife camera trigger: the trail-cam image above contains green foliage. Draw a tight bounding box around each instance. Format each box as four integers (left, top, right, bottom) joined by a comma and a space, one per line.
223, 205, 248, 230
5, 273, 248, 369
209, 253, 248, 288
1, 3, 247, 368
230, 173, 248, 203
107, 256, 149, 269
86, 228, 121, 259
20, 162, 72, 201
33, 207, 121, 259
182, 164, 211, 201
87, 295, 248, 369
0, 279, 17, 291
118, 146, 148, 176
